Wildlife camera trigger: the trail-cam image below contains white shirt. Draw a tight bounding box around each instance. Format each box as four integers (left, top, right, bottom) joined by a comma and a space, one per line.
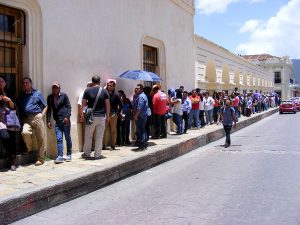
204, 96, 214, 111
172, 98, 183, 115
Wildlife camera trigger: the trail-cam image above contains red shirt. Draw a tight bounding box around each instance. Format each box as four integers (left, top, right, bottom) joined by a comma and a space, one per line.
152, 91, 168, 115
214, 99, 219, 107
232, 96, 239, 107
189, 95, 200, 110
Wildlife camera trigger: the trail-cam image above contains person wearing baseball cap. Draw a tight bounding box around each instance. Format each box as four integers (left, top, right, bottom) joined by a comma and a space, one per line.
47, 81, 72, 163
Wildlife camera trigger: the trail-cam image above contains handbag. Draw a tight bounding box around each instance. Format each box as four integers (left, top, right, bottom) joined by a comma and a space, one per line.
6, 109, 21, 131
165, 111, 173, 119
84, 87, 102, 125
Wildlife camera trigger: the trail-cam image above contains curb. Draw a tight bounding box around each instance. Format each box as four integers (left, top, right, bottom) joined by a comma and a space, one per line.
0, 108, 278, 224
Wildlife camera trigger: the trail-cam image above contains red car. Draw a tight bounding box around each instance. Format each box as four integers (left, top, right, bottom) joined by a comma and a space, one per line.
279, 100, 297, 114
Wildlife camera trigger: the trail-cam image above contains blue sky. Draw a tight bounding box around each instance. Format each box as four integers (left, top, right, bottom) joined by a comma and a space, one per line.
194, 0, 300, 59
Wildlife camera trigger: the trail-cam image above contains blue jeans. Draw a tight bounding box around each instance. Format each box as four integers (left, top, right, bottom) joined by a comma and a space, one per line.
205, 109, 213, 124
234, 106, 239, 122
55, 122, 72, 157
135, 117, 147, 148
188, 109, 200, 128
173, 113, 183, 134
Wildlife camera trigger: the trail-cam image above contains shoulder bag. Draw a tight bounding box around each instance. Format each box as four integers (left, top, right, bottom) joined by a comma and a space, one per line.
84, 87, 102, 125
6, 109, 21, 131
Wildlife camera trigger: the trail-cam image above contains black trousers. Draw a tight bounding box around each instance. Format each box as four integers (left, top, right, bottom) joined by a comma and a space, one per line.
153, 114, 166, 138
199, 110, 206, 127
182, 111, 189, 133
0, 129, 17, 161
223, 125, 232, 145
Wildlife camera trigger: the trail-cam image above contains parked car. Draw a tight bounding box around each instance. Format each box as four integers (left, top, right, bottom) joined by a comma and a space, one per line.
279, 100, 297, 114
290, 97, 300, 111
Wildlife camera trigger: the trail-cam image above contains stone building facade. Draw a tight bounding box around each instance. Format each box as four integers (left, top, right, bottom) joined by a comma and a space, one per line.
242, 54, 295, 99
195, 35, 274, 95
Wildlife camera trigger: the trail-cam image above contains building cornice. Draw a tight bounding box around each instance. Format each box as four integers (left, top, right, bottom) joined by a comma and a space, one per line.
171, 0, 195, 15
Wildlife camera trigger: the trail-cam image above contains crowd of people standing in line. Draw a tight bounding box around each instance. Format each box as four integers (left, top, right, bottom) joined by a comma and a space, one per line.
0, 75, 280, 171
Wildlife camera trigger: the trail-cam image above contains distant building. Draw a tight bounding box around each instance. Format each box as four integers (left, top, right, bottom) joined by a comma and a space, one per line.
195, 35, 274, 94
242, 54, 295, 99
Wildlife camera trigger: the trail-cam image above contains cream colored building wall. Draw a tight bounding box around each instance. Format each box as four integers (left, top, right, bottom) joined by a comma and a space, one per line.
0, 0, 195, 156
195, 35, 273, 94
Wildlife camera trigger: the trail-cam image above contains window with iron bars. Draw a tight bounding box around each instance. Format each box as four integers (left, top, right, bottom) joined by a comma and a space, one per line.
143, 45, 159, 87
0, 4, 25, 159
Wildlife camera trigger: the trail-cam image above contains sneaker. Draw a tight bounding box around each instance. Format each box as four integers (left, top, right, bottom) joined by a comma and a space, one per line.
224, 143, 229, 148
35, 160, 44, 166
65, 155, 72, 162
81, 153, 91, 159
94, 155, 104, 160
111, 145, 116, 150
10, 164, 17, 171
54, 156, 64, 164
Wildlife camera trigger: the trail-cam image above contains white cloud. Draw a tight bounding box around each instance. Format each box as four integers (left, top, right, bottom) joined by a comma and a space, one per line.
236, 0, 300, 58
238, 19, 262, 33
249, 0, 264, 2
195, 0, 264, 15
196, 0, 239, 15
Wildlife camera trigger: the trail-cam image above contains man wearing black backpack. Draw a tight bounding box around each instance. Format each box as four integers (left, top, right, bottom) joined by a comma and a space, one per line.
217, 99, 236, 148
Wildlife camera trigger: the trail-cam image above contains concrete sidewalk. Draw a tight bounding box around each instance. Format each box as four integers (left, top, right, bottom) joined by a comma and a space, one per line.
0, 108, 278, 224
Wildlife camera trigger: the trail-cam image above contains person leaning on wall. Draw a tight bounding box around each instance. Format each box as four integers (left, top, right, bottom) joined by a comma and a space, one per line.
47, 82, 72, 164
18, 77, 47, 166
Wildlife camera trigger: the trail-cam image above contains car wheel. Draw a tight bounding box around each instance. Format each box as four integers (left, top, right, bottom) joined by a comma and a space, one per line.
279, 111, 283, 114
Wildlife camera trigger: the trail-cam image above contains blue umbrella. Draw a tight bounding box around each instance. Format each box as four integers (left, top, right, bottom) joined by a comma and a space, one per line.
119, 70, 162, 82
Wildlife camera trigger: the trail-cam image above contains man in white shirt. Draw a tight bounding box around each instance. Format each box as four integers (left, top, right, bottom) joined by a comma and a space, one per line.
203, 92, 215, 125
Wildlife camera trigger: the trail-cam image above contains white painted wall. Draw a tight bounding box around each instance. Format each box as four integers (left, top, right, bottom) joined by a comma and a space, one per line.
38, 0, 194, 113
31, 0, 194, 152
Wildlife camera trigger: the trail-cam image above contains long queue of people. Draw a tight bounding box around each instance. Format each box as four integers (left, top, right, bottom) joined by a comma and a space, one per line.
0, 74, 279, 171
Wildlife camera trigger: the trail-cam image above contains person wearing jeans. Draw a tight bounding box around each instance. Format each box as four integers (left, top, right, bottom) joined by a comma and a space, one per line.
170, 90, 183, 135
188, 89, 200, 129
47, 82, 72, 163
203, 92, 214, 125
54, 122, 72, 160
231, 92, 240, 122
182, 91, 191, 133
218, 99, 236, 148
133, 84, 151, 150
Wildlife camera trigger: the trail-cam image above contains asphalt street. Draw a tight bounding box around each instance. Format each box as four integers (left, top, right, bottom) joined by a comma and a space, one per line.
12, 112, 300, 225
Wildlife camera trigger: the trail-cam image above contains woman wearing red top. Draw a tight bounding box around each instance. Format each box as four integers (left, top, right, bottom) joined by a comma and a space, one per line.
188, 90, 200, 129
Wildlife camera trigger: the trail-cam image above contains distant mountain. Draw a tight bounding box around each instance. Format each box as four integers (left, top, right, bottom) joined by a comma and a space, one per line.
292, 59, 300, 84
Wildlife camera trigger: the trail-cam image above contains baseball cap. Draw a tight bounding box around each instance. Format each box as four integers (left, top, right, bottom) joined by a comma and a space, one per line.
52, 82, 60, 88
